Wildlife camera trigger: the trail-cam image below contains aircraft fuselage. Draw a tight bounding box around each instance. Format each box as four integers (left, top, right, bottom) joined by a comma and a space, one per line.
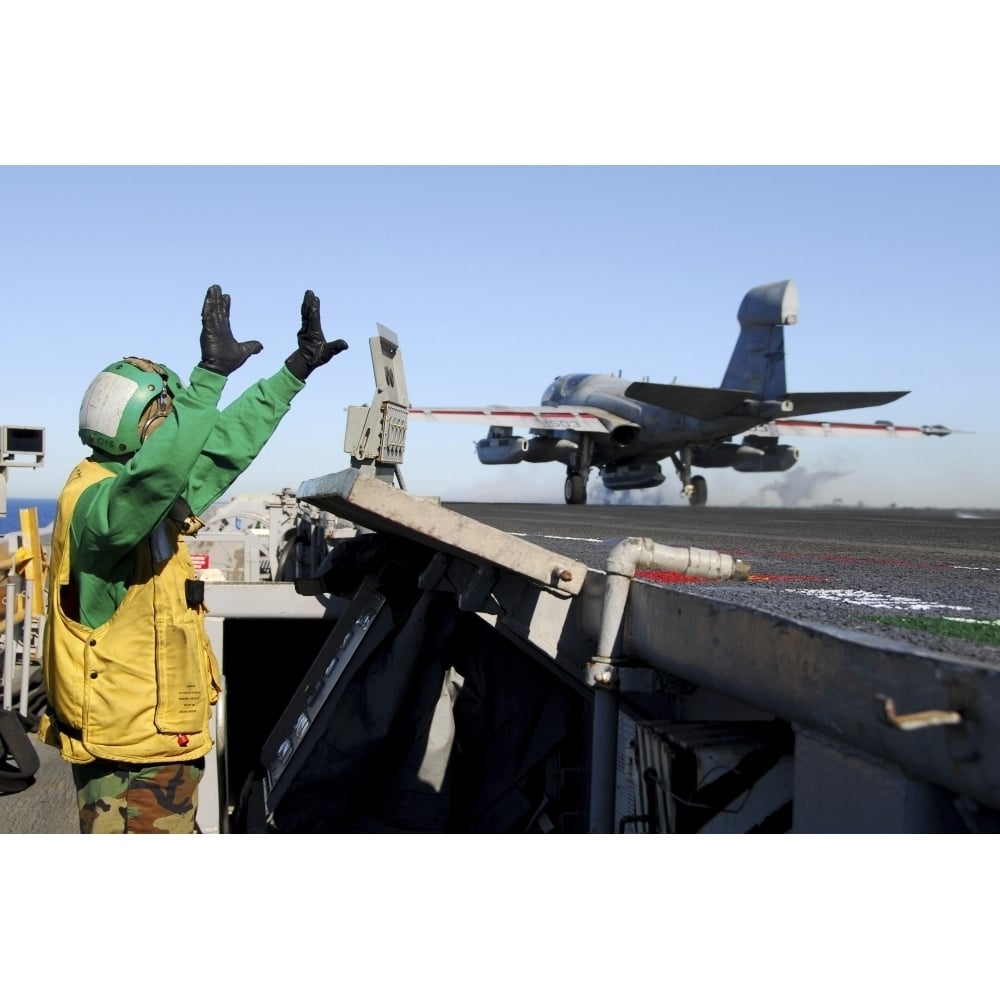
542, 373, 755, 465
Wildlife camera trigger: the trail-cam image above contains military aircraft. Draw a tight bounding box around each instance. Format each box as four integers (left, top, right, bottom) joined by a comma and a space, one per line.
409, 279, 957, 505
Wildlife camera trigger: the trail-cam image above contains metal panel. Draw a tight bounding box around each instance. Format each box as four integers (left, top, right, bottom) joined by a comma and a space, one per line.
298, 469, 589, 597
198, 617, 225, 834
624, 583, 1000, 811
792, 728, 966, 833
205, 582, 346, 619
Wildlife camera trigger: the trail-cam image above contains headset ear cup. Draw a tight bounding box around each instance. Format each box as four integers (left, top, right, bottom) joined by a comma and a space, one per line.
137, 392, 174, 444
139, 414, 167, 443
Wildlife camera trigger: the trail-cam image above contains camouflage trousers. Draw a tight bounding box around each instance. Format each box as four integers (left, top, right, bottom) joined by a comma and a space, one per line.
71, 757, 205, 834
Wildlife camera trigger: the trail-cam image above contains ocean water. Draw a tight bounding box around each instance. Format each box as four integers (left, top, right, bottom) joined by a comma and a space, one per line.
0, 497, 57, 535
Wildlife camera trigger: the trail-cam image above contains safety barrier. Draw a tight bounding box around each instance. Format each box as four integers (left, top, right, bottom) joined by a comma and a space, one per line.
1, 508, 46, 791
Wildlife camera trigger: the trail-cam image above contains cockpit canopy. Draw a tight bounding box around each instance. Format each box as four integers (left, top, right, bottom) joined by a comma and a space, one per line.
542, 374, 587, 405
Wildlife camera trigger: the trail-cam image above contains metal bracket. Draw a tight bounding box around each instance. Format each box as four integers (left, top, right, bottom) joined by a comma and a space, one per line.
343, 324, 410, 486
878, 695, 963, 731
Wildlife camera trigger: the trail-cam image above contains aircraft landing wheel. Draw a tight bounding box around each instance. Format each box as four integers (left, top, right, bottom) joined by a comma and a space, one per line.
565, 473, 587, 505
688, 475, 707, 506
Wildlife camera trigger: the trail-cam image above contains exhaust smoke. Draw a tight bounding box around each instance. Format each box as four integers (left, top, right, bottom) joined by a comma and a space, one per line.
747, 465, 849, 507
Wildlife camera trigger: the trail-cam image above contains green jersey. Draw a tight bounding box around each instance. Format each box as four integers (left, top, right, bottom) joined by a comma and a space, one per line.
66, 364, 305, 628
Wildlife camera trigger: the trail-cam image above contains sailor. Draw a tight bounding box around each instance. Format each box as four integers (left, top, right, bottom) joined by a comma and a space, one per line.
38, 284, 347, 833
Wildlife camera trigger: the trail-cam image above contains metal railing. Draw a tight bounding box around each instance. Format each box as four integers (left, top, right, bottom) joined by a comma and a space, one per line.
1, 507, 46, 721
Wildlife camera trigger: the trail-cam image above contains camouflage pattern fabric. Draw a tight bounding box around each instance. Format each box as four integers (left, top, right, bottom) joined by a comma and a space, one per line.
71, 758, 205, 833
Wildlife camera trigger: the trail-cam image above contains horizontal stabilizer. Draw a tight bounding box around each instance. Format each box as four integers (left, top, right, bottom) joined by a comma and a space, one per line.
782, 390, 909, 417
624, 382, 751, 419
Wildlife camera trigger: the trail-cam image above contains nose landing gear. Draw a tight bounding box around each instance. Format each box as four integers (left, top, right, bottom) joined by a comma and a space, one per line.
671, 449, 708, 506
684, 475, 708, 506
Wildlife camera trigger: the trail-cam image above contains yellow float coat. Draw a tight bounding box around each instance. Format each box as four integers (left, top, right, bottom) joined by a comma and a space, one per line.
40, 460, 221, 764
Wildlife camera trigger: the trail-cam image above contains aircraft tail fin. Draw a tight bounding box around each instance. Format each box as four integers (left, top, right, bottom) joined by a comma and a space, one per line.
721, 279, 799, 399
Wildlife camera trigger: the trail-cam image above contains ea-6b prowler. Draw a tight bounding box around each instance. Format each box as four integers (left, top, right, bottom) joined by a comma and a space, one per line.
410, 279, 955, 505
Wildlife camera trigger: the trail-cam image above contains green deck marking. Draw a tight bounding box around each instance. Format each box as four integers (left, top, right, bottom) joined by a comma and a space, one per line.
866, 615, 1000, 647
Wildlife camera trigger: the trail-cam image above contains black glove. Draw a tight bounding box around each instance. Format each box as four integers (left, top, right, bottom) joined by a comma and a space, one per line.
198, 284, 263, 376
285, 290, 348, 380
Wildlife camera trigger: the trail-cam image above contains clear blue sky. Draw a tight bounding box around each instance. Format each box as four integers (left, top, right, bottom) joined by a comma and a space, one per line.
2, 7, 997, 508
1, 165, 997, 508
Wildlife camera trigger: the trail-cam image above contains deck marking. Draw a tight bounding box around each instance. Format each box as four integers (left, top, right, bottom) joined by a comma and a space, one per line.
511, 532, 606, 543
865, 615, 1000, 647
638, 570, 709, 585
789, 588, 973, 613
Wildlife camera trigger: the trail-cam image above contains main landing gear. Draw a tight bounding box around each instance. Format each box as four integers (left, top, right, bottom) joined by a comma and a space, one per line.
563, 440, 593, 505
564, 471, 587, 505
670, 449, 708, 506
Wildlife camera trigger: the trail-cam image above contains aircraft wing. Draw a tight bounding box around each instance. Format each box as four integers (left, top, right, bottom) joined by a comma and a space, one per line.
748, 419, 962, 439
408, 406, 618, 434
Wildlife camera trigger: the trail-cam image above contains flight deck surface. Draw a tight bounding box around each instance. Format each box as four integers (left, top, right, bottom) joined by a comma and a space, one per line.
445, 503, 1000, 667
